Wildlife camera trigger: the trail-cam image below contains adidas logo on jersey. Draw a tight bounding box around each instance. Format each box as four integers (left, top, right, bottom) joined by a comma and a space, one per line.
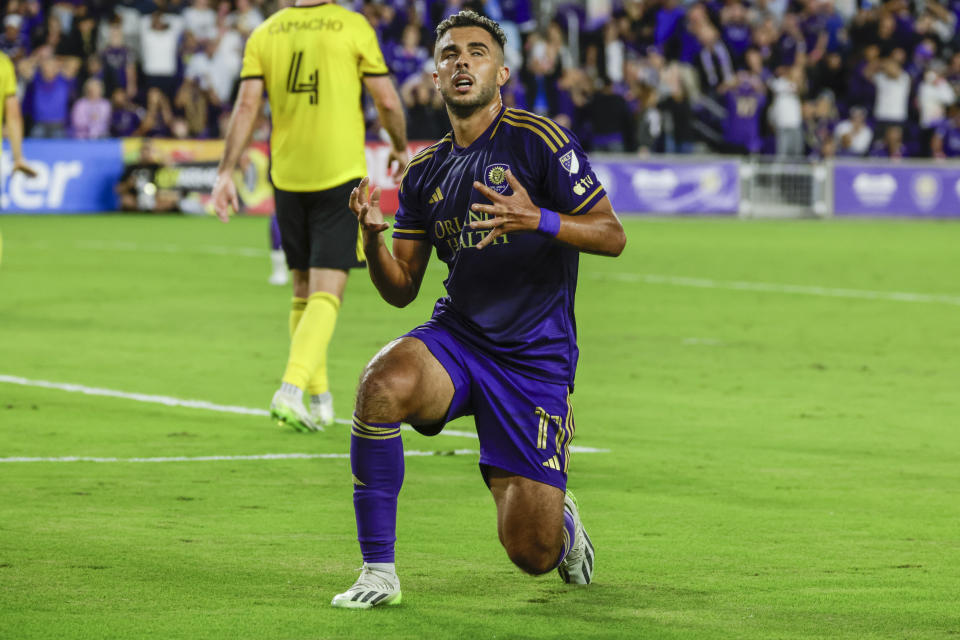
428, 187, 444, 204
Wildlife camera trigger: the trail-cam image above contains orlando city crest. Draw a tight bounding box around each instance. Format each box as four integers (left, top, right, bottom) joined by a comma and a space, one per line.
484, 163, 511, 194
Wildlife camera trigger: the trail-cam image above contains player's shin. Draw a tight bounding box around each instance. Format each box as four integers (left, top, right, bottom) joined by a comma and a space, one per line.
350, 415, 405, 565
553, 507, 577, 569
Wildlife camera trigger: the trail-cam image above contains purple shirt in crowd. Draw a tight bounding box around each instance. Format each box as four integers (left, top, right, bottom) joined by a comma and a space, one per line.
102, 46, 131, 89
724, 82, 766, 152
110, 106, 143, 137
936, 121, 960, 157
29, 74, 74, 124
386, 43, 429, 86
71, 98, 111, 138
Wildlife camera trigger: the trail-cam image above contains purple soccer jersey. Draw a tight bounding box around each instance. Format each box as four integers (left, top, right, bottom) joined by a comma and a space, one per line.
724, 82, 766, 153
392, 106, 607, 389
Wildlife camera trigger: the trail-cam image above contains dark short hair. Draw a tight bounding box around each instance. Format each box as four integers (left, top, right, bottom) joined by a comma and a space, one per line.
435, 10, 507, 53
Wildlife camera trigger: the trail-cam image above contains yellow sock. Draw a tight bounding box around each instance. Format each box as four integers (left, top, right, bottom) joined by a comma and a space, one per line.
289, 297, 307, 338
282, 291, 341, 391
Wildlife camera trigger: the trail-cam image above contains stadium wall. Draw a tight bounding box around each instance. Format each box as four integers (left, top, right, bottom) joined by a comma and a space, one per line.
2, 139, 959, 219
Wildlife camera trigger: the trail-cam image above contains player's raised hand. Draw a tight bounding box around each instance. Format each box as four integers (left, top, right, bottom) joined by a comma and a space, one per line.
469, 169, 541, 250
350, 177, 389, 234
211, 172, 239, 223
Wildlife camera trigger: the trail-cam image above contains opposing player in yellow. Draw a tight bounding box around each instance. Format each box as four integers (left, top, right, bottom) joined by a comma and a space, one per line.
0, 50, 36, 263
212, 1, 409, 431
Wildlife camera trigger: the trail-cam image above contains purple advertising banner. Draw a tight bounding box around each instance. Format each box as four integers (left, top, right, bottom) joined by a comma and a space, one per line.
834, 163, 960, 218
590, 159, 740, 214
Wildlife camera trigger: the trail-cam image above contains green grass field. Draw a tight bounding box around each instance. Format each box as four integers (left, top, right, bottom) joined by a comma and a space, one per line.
1, 214, 959, 639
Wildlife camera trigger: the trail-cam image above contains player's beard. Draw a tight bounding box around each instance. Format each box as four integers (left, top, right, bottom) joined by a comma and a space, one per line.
440, 80, 499, 120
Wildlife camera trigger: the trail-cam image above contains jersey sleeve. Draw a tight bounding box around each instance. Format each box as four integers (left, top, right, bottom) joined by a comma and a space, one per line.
535, 124, 607, 216
392, 168, 429, 241
355, 19, 389, 76
0, 54, 16, 98
239, 27, 264, 79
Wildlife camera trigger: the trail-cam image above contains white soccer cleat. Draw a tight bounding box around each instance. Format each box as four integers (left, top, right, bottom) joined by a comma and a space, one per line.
268, 270, 289, 286
557, 490, 594, 585
331, 564, 402, 609
308, 392, 335, 428
268, 250, 289, 286
269, 389, 321, 432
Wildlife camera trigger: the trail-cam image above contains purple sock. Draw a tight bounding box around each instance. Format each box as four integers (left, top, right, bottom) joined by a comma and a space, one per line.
553, 509, 577, 568
269, 215, 282, 251
351, 415, 404, 563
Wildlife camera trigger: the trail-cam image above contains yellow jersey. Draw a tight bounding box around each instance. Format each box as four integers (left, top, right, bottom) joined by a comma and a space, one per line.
240, 3, 389, 192
0, 51, 16, 140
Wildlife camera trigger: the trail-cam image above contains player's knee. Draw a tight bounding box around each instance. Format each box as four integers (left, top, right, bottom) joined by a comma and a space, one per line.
502, 536, 558, 576
355, 363, 419, 421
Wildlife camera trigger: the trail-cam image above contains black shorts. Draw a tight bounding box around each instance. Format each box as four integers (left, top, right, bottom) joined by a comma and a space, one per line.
274, 180, 365, 271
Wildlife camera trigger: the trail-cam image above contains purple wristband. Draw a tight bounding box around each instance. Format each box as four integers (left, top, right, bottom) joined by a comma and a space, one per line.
536, 208, 561, 237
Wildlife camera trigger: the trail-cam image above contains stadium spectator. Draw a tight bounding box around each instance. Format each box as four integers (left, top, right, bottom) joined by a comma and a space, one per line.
720, 72, 766, 155
695, 25, 734, 93
101, 22, 137, 97
387, 23, 430, 88
135, 86, 175, 137
584, 76, 634, 152
139, 8, 183, 99
58, 12, 97, 60
229, 0, 264, 37
0, 15, 30, 61
834, 106, 873, 157
108, 86, 143, 137
23, 54, 76, 138
70, 77, 111, 139
918, 64, 956, 155
869, 54, 911, 136
803, 90, 838, 158
401, 70, 448, 141
931, 104, 960, 158
182, 0, 218, 41
768, 64, 804, 156
871, 124, 908, 159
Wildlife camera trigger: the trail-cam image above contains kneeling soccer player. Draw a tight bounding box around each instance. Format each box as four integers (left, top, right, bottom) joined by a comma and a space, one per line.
331, 11, 626, 608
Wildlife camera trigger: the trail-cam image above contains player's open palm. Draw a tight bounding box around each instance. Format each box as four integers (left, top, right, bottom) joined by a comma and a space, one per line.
350, 177, 389, 235
469, 169, 541, 250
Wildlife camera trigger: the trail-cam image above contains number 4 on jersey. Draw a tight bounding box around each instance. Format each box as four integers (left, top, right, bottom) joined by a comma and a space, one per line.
287, 51, 318, 104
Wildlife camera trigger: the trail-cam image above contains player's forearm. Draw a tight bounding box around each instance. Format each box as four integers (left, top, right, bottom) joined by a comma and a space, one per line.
374, 97, 408, 152
217, 101, 258, 175
4, 99, 26, 161
554, 209, 626, 257
364, 234, 419, 307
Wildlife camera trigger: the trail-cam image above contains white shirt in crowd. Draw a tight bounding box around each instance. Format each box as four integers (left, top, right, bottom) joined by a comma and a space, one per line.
210, 29, 244, 103
873, 70, 910, 122
918, 74, 956, 128
140, 14, 184, 77
182, 5, 218, 41
768, 77, 802, 129
834, 119, 873, 155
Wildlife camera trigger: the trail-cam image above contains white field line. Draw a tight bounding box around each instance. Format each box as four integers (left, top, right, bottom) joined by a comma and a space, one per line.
0, 375, 608, 456
25, 239, 955, 306
0, 450, 480, 464
592, 272, 960, 307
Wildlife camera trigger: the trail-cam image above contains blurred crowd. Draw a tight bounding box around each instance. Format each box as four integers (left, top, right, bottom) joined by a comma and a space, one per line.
4, 0, 960, 159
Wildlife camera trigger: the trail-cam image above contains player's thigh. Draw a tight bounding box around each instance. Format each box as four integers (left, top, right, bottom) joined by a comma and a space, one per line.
357, 337, 455, 424
306, 180, 365, 272
487, 469, 565, 546
274, 189, 310, 271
